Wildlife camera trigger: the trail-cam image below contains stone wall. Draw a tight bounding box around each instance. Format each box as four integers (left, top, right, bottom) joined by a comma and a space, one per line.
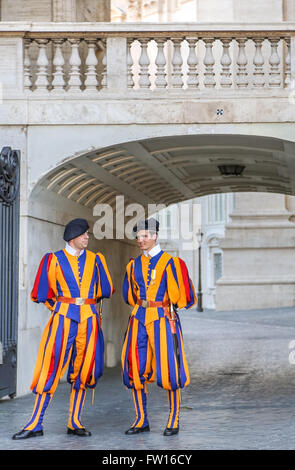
283, 0, 295, 20
0, 0, 111, 22
1, 0, 53, 21
196, 0, 283, 21
216, 193, 295, 311
76, 0, 111, 21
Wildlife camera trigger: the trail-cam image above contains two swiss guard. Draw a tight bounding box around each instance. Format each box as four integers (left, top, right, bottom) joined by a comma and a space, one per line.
12, 215, 196, 440
12, 218, 114, 439
121, 218, 196, 436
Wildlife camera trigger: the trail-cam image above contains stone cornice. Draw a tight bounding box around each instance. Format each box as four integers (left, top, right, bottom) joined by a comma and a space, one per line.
0, 21, 295, 37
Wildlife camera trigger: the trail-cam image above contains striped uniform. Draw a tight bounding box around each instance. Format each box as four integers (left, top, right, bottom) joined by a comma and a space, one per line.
121, 250, 196, 431
23, 249, 114, 432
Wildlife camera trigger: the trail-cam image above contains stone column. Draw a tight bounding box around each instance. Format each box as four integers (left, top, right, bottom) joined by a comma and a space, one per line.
215, 192, 295, 311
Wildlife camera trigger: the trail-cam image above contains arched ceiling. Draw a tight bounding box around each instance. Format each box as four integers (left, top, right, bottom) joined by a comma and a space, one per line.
31, 134, 295, 212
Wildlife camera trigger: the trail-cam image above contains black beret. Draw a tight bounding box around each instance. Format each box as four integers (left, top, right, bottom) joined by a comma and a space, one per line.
133, 217, 159, 237
63, 218, 89, 242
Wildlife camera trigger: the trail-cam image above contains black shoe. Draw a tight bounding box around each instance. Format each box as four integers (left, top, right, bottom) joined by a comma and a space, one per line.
67, 427, 91, 436
163, 427, 179, 436
125, 425, 150, 435
12, 429, 44, 440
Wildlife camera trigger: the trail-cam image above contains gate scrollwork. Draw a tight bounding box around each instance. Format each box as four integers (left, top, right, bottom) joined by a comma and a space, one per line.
0, 145, 20, 399
0, 146, 20, 205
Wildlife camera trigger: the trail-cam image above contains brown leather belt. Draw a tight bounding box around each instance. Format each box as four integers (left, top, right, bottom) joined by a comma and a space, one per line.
136, 299, 169, 308
57, 296, 96, 306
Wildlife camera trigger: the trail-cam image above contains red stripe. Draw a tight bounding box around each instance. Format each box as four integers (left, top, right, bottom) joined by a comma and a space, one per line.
46, 338, 56, 384
128, 322, 133, 380
31, 255, 46, 299
135, 342, 140, 379
45, 320, 65, 385
86, 320, 98, 384
46, 254, 55, 299
178, 258, 191, 302
127, 318, 134, 380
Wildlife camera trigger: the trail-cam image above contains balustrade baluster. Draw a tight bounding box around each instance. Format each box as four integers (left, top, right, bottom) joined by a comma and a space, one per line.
186, 37, 199, 89
269, 38, 281, 87
285, 38, 291, 87
253, 38, 265, 87
35, 39, 50, 92
127, 38, 135, 89
100, 39, 107, 89
21, 29, 292, 94
68, 39, 82, 92
155, 38, 167, 89
220, 38, 232, 88
138, 38, 151, 89
84, 39, 99, 91
236, 38, 248, 88
171, 38, 184, 88
24, 39, 32, 91
203, 38, 216, 88
52, 39, 65, 92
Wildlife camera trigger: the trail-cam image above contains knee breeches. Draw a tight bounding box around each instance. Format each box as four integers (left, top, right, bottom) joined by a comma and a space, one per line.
30, 313, 104, 395
121, 315, 190, 391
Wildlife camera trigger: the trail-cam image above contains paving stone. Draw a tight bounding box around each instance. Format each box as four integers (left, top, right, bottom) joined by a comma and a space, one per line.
1, 307, 295, 450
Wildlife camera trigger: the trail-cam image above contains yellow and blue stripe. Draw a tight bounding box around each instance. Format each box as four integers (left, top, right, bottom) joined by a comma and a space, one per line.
167, 389, 180, 429
25, 248, 114, 431
121, 252, 195, 392
31, 249, 114, 323
23, 392, 52, 431
68, 387, 87, 430
131, 389, 149, 429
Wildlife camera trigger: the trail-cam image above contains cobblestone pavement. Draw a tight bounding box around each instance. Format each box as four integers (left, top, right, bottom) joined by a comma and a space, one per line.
1, 307, 295, 451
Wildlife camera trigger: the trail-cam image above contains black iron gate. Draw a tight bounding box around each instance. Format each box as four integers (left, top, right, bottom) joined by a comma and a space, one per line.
0, 147, 20, 399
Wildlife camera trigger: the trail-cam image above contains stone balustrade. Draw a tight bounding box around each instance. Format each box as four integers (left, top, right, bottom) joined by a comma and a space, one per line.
1, 22, 295, 96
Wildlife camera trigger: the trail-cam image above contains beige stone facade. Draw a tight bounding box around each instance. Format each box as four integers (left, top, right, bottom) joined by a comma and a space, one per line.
0, 0, 111, 22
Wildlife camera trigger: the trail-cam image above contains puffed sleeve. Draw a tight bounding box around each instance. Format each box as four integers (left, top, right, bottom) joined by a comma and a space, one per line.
173, 257, 197, 309
95, 252, 114, 299
122, 258, 137, 306
30, 253, 57, 311
166, 258, 181, 306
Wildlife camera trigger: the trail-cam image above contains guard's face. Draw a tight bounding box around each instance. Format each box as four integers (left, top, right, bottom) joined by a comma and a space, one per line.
137, 229, 157, 252
71, 230, 89, 250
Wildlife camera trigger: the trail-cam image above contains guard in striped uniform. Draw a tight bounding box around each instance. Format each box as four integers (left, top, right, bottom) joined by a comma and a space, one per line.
121, 218, 196, 436
12, 218, 114, 440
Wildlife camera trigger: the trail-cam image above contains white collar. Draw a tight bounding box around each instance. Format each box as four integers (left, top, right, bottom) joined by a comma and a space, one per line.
65, 243, 84, 257
143, 244, 161, 258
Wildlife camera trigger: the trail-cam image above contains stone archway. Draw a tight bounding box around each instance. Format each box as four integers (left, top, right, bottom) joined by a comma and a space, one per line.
29, 133, 295, 207
16, 131, 295, 395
